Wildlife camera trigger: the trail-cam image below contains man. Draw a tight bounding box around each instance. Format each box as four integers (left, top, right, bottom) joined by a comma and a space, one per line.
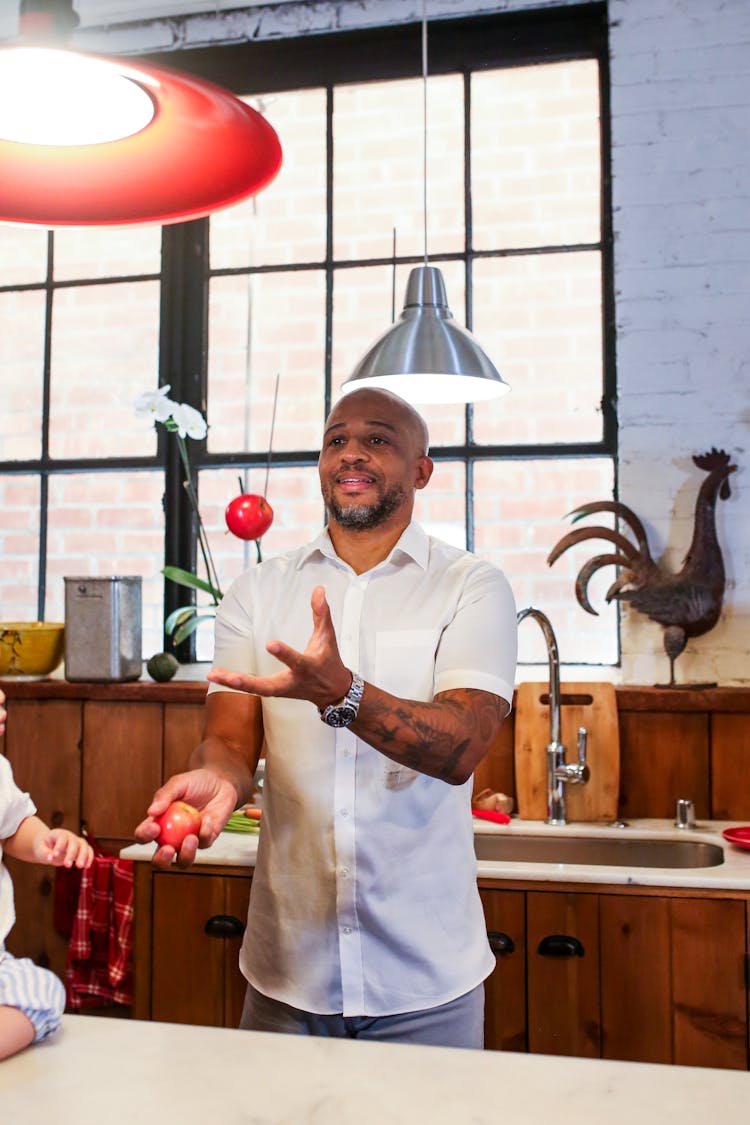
136, 387, 517, 1048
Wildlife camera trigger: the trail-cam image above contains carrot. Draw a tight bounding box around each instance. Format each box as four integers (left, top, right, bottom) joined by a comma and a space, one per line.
244, 807, 262, 820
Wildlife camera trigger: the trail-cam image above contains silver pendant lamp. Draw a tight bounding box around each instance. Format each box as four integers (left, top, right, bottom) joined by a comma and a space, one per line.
342, 1, 509, 406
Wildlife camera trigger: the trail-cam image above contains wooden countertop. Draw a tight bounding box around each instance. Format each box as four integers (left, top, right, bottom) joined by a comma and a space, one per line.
3, 669, 750, 710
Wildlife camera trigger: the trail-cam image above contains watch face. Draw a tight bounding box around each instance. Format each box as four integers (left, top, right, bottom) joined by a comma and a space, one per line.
324, 704, 357, 728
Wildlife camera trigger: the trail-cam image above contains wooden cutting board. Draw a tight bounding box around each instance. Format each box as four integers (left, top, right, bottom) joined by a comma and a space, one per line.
514, 681, 620, 821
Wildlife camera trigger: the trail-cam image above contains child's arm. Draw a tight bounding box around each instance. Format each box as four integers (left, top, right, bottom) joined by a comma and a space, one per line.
4, 816, 94, 869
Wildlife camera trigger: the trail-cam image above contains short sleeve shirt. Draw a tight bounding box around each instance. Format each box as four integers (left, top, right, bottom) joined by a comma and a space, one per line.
0, 755, 36, 949
209, 522, 517, 1016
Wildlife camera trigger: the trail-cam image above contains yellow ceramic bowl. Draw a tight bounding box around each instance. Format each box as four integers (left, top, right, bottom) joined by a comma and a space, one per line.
0, 622, 65, 677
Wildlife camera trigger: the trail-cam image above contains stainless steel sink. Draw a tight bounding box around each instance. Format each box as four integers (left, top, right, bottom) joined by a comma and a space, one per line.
474, 833, 724, 868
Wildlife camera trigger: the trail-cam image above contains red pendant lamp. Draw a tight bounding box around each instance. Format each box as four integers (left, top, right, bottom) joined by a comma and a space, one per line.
0, 1, 282, 227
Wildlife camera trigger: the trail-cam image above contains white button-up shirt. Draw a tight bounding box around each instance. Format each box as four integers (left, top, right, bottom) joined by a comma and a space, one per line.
209, 522, 517, 1016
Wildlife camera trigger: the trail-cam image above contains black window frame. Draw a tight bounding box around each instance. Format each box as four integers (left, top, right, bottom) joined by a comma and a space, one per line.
0, 3, 615, 663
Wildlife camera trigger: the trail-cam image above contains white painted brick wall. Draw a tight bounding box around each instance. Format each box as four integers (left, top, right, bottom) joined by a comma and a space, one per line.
609, 0, 750, 685
17, 0, 747, 685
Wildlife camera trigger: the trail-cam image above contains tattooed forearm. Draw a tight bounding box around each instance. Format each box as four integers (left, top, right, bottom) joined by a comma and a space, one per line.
352, 685, 509, 785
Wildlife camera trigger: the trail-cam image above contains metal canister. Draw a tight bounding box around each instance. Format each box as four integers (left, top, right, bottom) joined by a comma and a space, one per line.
64, 576, 142, 682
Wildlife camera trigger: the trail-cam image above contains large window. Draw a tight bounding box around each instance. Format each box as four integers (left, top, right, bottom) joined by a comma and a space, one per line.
0, 6, 616, 668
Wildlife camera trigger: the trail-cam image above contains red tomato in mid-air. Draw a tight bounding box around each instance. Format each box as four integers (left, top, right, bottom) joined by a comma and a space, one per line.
225, 494, 274, 541
155, 801, 201, 850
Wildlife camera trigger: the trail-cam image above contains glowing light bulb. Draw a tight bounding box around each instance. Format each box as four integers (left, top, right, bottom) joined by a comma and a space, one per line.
0, 47, 156, 146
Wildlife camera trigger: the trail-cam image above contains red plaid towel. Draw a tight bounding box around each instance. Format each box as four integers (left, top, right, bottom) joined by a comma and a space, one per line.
64, 854, 134, 1010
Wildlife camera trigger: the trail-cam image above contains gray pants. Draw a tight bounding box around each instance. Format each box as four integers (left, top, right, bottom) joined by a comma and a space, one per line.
239, 981, 485, 1049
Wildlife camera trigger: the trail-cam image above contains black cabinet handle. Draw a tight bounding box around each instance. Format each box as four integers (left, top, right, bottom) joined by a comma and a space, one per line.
537, 934, 584, 958
487, 930, 515, 955
204, 914, 245, 938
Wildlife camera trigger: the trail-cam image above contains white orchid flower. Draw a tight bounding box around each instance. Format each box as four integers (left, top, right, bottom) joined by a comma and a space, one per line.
171, 401, 208, 440
134, 385, 174, 423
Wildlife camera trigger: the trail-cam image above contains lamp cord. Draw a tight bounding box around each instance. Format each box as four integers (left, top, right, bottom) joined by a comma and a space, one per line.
421, 0, 429, 267
262, 371, 280, 500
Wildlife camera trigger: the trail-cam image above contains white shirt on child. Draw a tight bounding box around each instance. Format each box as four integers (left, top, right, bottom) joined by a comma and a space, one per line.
0, 755, 36, 949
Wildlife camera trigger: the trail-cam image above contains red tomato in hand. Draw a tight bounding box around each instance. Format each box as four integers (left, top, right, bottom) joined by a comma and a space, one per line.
155, 801, 201, 850
225, 494, 273, 541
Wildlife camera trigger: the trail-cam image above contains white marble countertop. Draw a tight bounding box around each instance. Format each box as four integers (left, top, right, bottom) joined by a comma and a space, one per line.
1, 1014, 748, 1125
120, 816, 750, 891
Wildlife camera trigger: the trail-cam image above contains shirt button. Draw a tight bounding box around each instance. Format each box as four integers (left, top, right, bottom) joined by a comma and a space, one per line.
342, 748, 352, 758
339, 808, 349, 817
342, 926, 352, 936
340, 866, 350, 877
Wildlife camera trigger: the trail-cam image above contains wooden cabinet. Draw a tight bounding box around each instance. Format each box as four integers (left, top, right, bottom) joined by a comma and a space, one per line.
81, 700, 163, 844
2, 699, 82, 979
0, 681, 209, 989
479, 888, 526, 1052
600, 894, 747, 1069
481, 883, 749, 1070
2, 680, 750, 1061
132, 863, 251, 1028
598, 893, 671, 1062
526, 890, 601, 1057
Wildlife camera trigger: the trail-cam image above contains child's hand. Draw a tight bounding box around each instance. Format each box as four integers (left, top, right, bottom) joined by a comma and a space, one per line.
35, 829, 94, 869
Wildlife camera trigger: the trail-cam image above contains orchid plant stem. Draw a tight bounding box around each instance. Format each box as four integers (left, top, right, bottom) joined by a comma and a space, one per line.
176, 434, 223, 603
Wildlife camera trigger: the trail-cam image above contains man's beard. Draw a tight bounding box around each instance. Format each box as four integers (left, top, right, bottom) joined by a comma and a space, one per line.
325, 483, 407, 530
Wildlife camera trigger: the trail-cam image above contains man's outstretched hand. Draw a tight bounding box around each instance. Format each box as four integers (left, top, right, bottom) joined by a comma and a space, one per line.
208, 585, 352, 710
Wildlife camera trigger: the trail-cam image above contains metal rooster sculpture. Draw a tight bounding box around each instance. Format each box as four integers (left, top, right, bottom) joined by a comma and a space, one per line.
547, 448, 737, 686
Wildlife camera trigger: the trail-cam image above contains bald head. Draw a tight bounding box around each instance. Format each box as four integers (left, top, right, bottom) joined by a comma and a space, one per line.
327, 388, 430, 457
319, 386, 434, 536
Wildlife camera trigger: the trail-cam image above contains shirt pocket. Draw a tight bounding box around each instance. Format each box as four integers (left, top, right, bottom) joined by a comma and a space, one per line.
374, 628, 442, 699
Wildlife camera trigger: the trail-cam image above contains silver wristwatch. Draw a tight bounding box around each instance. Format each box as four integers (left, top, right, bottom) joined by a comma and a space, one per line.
319, 672, 365, 728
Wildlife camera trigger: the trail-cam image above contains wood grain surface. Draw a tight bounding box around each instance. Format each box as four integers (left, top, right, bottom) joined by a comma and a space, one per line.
514, 682, 620, 821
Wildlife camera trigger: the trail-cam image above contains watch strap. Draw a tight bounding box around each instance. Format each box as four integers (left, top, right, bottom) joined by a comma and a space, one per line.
319, 672, 365, 725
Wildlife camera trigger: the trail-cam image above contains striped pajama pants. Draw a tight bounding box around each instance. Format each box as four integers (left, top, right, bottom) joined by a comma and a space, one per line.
0, 950, 66, 1042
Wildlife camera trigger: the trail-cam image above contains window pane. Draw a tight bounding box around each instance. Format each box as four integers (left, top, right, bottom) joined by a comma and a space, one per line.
0, 474, 40, 621
474, 457, 617, 665
472, 60, 601, 251
331, 260, 468, 448
0, 226, 48, 285
207, 271, 326, 454
0, 290, 46, 461
210, 90, 327, 269
334, 74, 464, 262
53, 225, 162, 281
49, 281, 160, 459
415, 460, 466, 549
46, 471, 165, 661
194, 465, 324, 661
471, 251, 603, 446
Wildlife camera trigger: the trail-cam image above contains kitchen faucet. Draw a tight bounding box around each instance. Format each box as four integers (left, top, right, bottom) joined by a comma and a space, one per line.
516, 607, 589, 825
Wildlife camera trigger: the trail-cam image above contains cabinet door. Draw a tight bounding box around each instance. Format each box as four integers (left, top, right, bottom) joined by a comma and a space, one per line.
600, 895, 672, 1063
224, 877, 253, 1028
526, 891, 600, 1057
151, 871, 250, 1028
164, 703, 206, 779
671, 897, 747, 1069
601, 893, 748, 1070
82, 701, 162, 845
479, 888, 526, 1052
3, 699, 82, 979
